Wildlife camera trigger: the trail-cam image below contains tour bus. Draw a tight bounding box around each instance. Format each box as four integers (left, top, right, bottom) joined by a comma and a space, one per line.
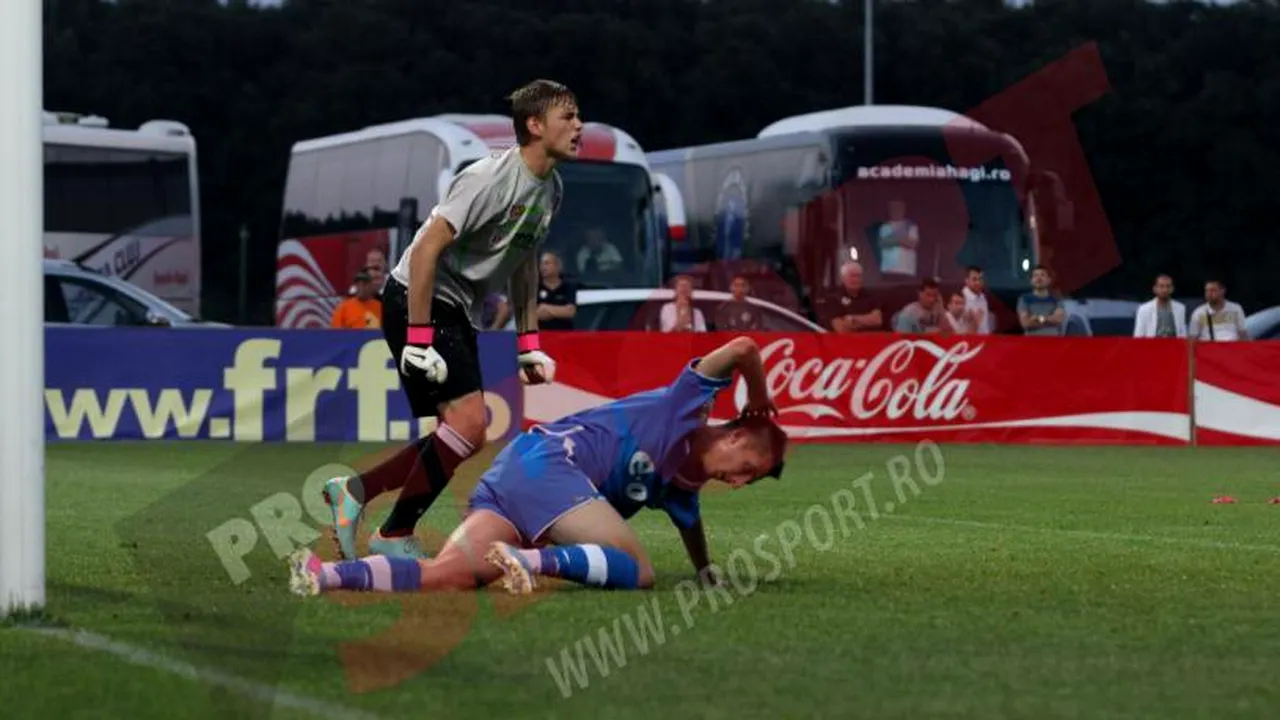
43, 111, 202, 316
274, 115, 666, 328
648, 105, 1070, 330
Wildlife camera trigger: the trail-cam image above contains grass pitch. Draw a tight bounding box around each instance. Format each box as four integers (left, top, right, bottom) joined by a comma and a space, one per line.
2, 441, 1278, 719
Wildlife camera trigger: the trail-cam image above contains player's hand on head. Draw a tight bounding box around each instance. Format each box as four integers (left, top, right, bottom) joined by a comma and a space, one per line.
740, 398, 778, 420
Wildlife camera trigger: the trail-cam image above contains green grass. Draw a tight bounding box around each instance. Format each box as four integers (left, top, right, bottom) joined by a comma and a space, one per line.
2, 441, 1279, 719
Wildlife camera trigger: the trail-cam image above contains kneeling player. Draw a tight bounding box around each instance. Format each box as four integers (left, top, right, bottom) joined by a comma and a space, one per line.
287, 336, 786, 596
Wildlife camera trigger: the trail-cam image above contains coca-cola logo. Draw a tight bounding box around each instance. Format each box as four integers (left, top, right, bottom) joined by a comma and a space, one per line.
735, 338, 983, 424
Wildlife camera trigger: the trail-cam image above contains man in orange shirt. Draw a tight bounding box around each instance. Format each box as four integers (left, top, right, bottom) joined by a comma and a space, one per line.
331, 272, 383, 329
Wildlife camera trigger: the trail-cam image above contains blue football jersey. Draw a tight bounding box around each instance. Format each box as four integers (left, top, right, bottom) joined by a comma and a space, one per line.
532, 359, 732, 529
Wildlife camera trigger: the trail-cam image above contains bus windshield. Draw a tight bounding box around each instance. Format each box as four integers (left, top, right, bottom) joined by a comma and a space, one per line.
543, 161, 661, 289
44, 145, 194, 237
835, 130, 1033, 290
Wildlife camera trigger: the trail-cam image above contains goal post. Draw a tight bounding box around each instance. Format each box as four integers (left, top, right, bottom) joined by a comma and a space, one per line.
0, 0, 47, 616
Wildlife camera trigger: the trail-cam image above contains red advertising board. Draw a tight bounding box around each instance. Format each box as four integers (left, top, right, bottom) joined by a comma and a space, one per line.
525, 332, 1192, 446
1194, 342, 1280, 446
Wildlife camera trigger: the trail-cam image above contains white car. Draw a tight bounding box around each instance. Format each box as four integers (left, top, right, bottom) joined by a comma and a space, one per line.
1058, 298, 1144, 337
505, 288, 825, 332
1245, 306, 1280, 340
44, 259, 226, 328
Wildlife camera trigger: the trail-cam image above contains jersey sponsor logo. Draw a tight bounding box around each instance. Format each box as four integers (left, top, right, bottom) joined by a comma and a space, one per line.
625, 482, 649, 503
735, 338, 982, 424
625, 450, 655, 502
496, 203, 553, 250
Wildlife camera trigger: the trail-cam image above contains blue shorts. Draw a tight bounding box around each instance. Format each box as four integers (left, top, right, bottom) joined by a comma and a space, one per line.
468, 432, 602, 546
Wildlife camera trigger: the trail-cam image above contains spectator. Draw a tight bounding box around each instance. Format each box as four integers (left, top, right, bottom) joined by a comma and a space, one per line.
365, 248, 387, 286
714, 275, 764, 331
877, 199, 920, 276
814, 261, 884, 332
331, 271, 382, 329
893, 278, 945, 334
942, 292, 973, 334
1189, 279, 1249, 341
347, 247, 388, 296
660, 275, 707, 332
962, 265, 993, 334
537, 251, 577, 331
576, 226, 624, 277
1133, 274, 1187, 338
483, 292, 511, 330
1017, 265, 1065, 336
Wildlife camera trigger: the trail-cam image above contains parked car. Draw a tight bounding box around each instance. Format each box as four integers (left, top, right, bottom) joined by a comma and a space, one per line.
44, 259, 227, 328
1057, 298, 1142, 337
504, 288, 825, 332
1245, 306, 1280, 340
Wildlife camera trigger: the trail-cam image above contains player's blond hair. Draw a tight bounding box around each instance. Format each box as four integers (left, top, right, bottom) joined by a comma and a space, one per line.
508, 79, 577, 146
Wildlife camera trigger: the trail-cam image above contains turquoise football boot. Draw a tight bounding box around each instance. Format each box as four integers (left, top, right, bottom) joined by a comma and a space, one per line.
322, 477, 364, 560
367, 531, 430, 560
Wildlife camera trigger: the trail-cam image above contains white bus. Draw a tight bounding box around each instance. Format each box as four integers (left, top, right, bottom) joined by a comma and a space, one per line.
42, 111, 202, 316
649, 105, 1071, 330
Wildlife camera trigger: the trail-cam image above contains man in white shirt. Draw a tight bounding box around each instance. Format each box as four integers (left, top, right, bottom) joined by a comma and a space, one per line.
943, 292, 974, 334
660, 275, 707, 332
1133, 274, 1186, 338
576, 226, 624, 277
877, 200, 920, 276
1188, 279, 1249, 341
961, 266, 993, 334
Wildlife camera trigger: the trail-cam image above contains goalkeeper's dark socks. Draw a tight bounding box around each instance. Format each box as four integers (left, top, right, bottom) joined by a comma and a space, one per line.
320, 556, 422, 592
348, 436, 431, 503
378, 424, 475, 537
521, 545, 642, 589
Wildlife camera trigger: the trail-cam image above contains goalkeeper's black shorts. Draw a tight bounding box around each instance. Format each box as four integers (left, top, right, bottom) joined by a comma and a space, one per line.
380, 277, 484, 419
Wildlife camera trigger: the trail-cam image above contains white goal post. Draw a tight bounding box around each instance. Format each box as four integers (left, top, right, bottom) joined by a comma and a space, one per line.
0, 0, 47, 615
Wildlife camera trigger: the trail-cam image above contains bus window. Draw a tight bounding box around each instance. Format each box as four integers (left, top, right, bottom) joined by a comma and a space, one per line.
44, 145, 192, 235
341, 144, 376, 225
372, 138, 411, 222
313, 149, 345, 228
405, 134, 443, 218
544, 161, 661, 289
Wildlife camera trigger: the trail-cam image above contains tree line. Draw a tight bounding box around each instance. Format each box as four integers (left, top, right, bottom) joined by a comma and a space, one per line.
42, 0, 1280, 322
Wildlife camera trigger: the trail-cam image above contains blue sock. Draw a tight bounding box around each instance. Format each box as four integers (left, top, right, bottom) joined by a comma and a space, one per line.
330, 556, 422, 592
536, 544, 641, 589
